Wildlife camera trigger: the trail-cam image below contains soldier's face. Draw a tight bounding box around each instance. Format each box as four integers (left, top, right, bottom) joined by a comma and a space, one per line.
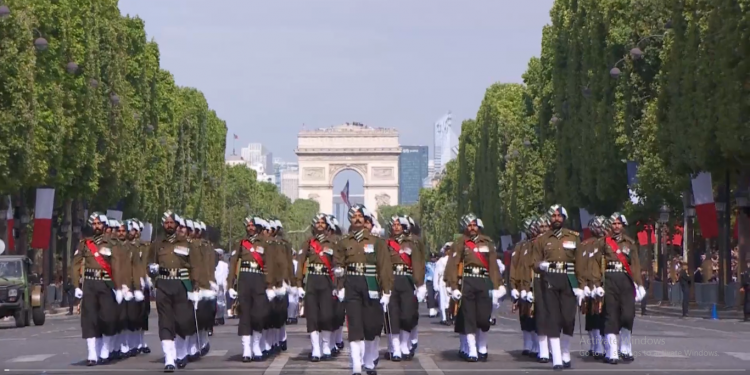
314, 218, 327, 232
550, 212, 564, 228
466, 221, 478, 236
178, 226, 188, 237
163, 218, 176, 233
92, 219, 104, 234
611, 219, 623, 234
539, 223, 549, 233
364, 221, 373, 231
350, 212, 365, 228
391, 220, 403, 235
116, 226, 127, 240
128, 229, 138, 240
105, 227, 113, 234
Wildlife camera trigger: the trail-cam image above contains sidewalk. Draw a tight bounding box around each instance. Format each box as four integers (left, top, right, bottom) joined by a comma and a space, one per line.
645, 303, 744, 320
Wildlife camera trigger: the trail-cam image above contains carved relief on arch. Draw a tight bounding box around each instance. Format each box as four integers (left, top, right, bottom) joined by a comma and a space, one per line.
329, 163, 368, 184
308, 193, 320, 202
375, 193, 391, 207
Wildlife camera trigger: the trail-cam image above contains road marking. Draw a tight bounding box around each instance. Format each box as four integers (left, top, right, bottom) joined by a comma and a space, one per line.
726, 352, 750, 361
263, 353, 290, 375
418, 354, 444, 375
204, 349, 228, 357
7, 354, 56, 363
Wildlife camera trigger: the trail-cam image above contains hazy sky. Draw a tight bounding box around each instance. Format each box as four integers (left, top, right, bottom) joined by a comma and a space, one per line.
118, 0, 554, 167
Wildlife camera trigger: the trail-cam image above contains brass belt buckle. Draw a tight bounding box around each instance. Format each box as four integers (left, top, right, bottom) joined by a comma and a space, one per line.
615, 263, 623, 270
556, 262, 564, 270
169, 269, 177, 278
396, 265, 404, 272
472, 267, 480, 275
356, 264, 364, 273
251, 262, 258, 269
314, 264, 323, 272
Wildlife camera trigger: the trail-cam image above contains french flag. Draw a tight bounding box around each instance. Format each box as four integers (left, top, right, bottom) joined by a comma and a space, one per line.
580, 208, 594, 239
31, 188, 55, 249
340, 180, 351, 208
5, 196, 14, 252
691, 172, 719, 239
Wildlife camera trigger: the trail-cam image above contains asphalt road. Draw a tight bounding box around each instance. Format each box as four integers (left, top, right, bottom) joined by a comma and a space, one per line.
2, 303, 750, 374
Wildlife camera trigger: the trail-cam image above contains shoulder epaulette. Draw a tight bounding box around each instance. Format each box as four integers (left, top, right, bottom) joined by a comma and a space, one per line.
568, 230, 579, 236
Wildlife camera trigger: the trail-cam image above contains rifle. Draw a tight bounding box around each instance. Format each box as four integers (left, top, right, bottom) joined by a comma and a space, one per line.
453, 260, 463, 316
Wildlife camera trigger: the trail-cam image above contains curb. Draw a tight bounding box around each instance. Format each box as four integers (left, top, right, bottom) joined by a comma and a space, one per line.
645, 306, 743, 320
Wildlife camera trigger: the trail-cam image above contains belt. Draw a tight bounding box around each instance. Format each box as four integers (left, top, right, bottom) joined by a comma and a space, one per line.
307, 263, 329, 276
547, 262, 575, 274
83, 268, 111, 281
159, 267, 189, 280
240, 260, 264, 274
606, 261, 626, 272
346, 263, 377, 276
463, 266, 488, 278
393, 264, 413, 276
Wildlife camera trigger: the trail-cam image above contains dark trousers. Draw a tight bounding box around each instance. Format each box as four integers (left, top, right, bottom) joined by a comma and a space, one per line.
156, 279, 197, 340
126, 299, 143, 331
197, 300, 217, 330
640, 297, 647, 315
304, 274, 334, 333
602, 272, 635, 335
532, 277, 546, 335
519, 300, 535, 331
333, 298, 346, 331
537, 273, 576, 338
236, 272, 270, 335
142, 291, 151, 330
385, 275, 418, 334
681, 286, 689, 316
455, 276, 492, 334
80, 280, 119, 339
426, 281, 437, 309
344, 275, 384, 341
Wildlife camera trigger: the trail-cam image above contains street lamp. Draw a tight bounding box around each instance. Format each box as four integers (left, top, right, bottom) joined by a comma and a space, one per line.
33, 29, 48, 51
66, 61, 78, 74
658, 204, 670, 303
0, 4, 10, 19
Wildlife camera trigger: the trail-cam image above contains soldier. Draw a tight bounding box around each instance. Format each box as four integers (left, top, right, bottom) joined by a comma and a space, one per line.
445, 214, 505, 362
148, 212, 203, 371
215, 248, 229, 326
403, 216, 425, 354
193, 220, 218, 355
227, 217, 279, 362
126, 219, 151, 355
327, 215, 346, 355
288, 243, 300, 325
109, 220, 136, 360
295, 213, 337, 361
509, 218, 536, 356
269, 219, 292, 353
530, 205, 586, 370
582, 216, 606, 359
333, 204, 393, 375
70, 212, 129, 366
383, 216, 426, 361
434, 242, 452, 325
589, 213, 645, 364
526, 215, 550, 362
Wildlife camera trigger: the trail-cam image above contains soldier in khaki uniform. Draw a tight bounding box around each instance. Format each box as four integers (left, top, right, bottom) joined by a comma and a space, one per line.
589, 213, 644, 365
327, 215, 346, 355
194, 221, 217, 352
523, 215, 549, 362
71, 213, 130, 366
125, 219, 150, 356
333, 204, 393, 375
509, 218, 537, 356
268, 219, 292, 353
445, 214, 505, 362
530, 205, 586, 370
582, 216, 606, 359
227, 217, 279, 362
296, 214, 337, 361
383, 216, 426, 361
110, 220, 136, 360
403, 216, 425, 354
147, 212, 203, 372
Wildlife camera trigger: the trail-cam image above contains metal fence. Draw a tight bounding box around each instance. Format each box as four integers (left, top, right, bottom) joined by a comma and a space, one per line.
650, 281, 742, 308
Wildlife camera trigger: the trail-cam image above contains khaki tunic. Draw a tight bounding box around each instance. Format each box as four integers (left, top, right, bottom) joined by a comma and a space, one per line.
579, 237, 598, 289
130, 239, 149, 288
271, 237, 294, 287
150, 235, 202, 289
509, 241, 529, 291
385, 235, 426, 287
445, 234, 502, 290
295, 235, 336, 287
70, 236, 129, 289
201, 239, 217, 286
333, 231, 394, 295
589, 234, 643, 287
227, 235, 278, 289
530, 229, 586, 288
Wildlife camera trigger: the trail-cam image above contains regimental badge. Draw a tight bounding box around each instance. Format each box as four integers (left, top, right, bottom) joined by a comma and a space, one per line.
356, 264, 364, 273
169, 269, 177, 278
396, 264, 405, 272
314, 264, 323, 272
622, 247, 631, 255
364, 244, 374, 253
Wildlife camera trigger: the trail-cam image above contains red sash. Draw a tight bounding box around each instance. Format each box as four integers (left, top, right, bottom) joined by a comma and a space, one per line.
388, 239, 412, 268
464, 240, 489, 269
605, 237, 632, 277
85, 240, 113, 280
241, 240, 264, 270
309, 239, 334, 280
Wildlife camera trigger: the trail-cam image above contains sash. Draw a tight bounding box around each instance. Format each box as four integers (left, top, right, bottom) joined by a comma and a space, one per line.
241, 240, 264, 270
388, 239, 412, 268
86, 240, 114, 281
464, 240, 488, 269
309, 239, 334, 280
605, 237, 633, 277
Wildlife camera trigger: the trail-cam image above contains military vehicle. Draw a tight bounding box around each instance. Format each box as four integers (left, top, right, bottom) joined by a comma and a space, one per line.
0, 241, 46, 327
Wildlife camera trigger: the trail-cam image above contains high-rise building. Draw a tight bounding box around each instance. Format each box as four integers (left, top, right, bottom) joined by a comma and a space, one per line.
273, 159, 299, 190
240, 143, 274, 172
399, 146, 429, 205
433, 112, 459, 175
280, 169, 299, 201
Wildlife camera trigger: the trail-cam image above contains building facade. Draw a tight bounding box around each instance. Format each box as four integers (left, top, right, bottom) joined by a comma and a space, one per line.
240, 143, 274, 172
399, 146, 428, 205
432, 112, 459, 176
280, 169, 299, 201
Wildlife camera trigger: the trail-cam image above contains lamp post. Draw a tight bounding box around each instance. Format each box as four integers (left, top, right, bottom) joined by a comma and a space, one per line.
659, 204, 670, 303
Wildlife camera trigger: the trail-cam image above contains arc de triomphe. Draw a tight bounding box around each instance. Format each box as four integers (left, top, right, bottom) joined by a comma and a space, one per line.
296, 123, 400, 219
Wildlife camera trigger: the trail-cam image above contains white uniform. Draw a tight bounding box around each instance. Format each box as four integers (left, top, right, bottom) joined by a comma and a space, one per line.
288, 259, 299, 318
434, 255, 450, 321
215, 259, 229, 319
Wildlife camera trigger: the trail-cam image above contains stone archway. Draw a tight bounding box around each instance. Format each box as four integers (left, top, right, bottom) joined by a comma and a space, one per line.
296, 123, 400, 220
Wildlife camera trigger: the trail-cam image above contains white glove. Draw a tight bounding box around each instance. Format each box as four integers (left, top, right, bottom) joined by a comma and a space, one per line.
380, 293, 391, 312
573, 288, 584, 306
140, 277, 146, 290
636, 285, 646, 302
416, 285, 427, 302
148, 263, 159, 274
228, 288, 238, 299
526, 292, 534, 303
188, 291, 201, 302
265, 289, 275, 301
124, 290, 134, 302
493, 286, 506, 301
74, 288, 83, 299
282, 281, 290, 294
595, 287, 604, 297
498, 262, 506, 274
201, 289, 218, 299
511, 289, 520, 299
298, 288, 306, 298
539, 261, 550, 272
114, 289, 123, 304
134, 290, 145, 301
520, 290, 527, 300
210, 281, 219, 292
451, 289, 462, 300
146, 277, 153, 288
336, 288, 345, 302
584, 286, 592, 297
333, 267, 344, 278
446, 287, 452, 295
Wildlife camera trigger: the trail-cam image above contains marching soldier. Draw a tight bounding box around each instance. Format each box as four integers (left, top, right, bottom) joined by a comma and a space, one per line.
589, 213, 645, 365
333, 204, 393, 375
70, 212, 129, 366
530, 205, 586, 370
384, 216, 426, 361
295, 213, 337, 361
270, 219, 292, 353
126, 219, 151, 355
111, 220, 135, 360
215, 248, 229, 326
227, 217, 279, 362
148, 212, 202, 372
445, 214, 505, 362
582, 216, 606, 359
526, 215, 550, 363
327, 215, 346, 355
193, 220, 218, 355
403, 216, 425, 354
509, 218, 536, 356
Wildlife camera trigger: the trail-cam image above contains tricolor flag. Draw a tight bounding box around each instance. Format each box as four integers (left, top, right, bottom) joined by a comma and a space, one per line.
31, 188, 55, 249
627, 161, 642, 204
340, 180, 351, 208
691, 172, 719, 239
580, 208, 594, 239
6, 196, 14, 251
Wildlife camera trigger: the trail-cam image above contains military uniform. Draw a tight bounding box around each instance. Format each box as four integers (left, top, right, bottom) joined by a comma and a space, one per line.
327, 217, 346, 355
268, 221, 292, 354
509, 234, 536, 355
403, 217, 425, 354
193, 221, 217, 355
127, 220, 151, 355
